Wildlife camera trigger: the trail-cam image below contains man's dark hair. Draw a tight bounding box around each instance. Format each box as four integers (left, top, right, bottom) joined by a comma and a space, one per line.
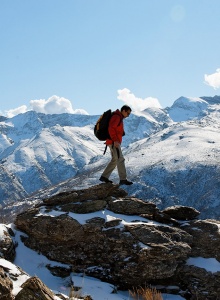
121, 105, 132, 112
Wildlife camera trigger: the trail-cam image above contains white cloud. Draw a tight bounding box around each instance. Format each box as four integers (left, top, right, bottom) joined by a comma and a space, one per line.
30, 95, 89, 115
4, 95, 89, 117
5, 105, 28, 118
117, 88, 161, 111
204, 68, 220, 90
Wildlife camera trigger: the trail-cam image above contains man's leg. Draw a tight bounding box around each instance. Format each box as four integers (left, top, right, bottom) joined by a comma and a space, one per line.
101, 145, 118, 179
117, 146, 133, 185
116, 145, 127, 180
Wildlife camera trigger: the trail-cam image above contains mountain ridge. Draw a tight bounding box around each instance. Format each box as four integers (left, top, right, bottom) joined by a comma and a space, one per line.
1, 95, 220, 220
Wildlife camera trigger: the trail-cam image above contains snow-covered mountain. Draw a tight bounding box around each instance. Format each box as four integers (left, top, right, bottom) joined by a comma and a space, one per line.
1, 96, 220, 220
166, 96, 208, 122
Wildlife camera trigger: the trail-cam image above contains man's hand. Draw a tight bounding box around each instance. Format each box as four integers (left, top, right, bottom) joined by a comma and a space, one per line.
114, 141, 120, 148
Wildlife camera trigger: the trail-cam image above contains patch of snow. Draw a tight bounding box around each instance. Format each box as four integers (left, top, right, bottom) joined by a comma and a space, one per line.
187, 257, 220, 273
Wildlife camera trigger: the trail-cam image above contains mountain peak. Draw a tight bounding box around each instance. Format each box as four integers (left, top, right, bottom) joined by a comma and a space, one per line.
167, 96, 208, 122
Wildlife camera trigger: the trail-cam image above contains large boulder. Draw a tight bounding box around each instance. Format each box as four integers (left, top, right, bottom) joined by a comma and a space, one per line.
0, 225, 15, 261
43, 183, 127, 206
174, 265, 220, 300
0, 266, 14, 300
14, 184, 220, 298
107, 196, 158, 215
162, 205, 200, 220
15, 184, 192, 288
15, 276, 56, 300
181, 219, 220, 260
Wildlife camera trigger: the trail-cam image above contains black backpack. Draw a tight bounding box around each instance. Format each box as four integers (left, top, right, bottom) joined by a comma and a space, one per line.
94, 109, 113, 141
94, 109, 123, 141
94, 109, 123, 157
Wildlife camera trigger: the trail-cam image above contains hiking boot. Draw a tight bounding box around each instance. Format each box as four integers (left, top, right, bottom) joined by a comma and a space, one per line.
119, 179, 133, 185
99, 176, 113, 183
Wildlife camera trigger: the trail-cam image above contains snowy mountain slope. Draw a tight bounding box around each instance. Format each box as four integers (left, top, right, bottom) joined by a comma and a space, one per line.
4, 125, 102, 194
27, 106, 220, 220
141, 106, 174, 124
0, 109, 166, 209
0, 165, 27, 208
2, 96, 220, 220
201, 95, 220, 105
123, 110, 220, 219
120, 115, 220, 220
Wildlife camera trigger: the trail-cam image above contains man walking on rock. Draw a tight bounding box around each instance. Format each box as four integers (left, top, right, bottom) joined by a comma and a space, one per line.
99, 105, 133, 185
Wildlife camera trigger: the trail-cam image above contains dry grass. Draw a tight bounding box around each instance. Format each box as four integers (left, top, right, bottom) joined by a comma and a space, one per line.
129, 286, 163, 300
68, 283, 92, 300
68, 284, 82, 299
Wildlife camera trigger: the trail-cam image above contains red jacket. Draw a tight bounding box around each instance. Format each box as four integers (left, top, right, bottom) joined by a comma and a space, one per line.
106, 109, 124, 145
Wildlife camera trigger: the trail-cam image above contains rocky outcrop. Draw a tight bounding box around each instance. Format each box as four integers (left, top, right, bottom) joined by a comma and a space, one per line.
15, 276, 56, 300
162, 205, 200, 220
174, 265, 220, 300
0, 266, 14, 300
0, 225, 16, 261
0, 257, 69, 300
12, 184, 220, 299
181, 219, 220, 260
15, 184, 192, 288
43, 183, 127, 206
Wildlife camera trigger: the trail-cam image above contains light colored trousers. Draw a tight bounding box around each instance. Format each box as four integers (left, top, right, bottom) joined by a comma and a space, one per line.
101, 144, 127, 180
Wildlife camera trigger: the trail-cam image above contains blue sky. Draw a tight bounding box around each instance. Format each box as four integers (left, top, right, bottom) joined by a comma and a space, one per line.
1, 0, 220, 116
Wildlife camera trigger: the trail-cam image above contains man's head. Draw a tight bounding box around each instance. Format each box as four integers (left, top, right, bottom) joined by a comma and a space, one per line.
121, 105, 132, 118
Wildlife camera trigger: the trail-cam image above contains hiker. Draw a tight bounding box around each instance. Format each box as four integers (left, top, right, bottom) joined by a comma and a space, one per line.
99, 105, 133, 185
